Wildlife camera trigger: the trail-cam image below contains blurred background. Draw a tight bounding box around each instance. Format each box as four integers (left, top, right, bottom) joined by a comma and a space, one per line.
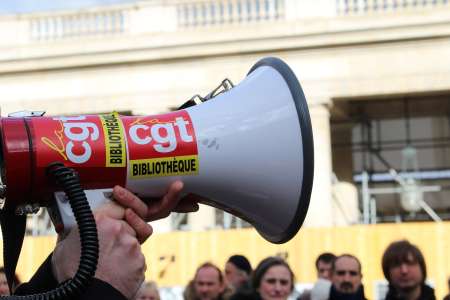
0, 0, 449, 299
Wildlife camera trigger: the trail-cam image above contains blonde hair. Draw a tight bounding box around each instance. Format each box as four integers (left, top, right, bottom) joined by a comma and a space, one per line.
136, 281, 160, 300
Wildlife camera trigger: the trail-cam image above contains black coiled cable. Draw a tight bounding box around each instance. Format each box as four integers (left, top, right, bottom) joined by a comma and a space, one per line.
3, 163, 99, 299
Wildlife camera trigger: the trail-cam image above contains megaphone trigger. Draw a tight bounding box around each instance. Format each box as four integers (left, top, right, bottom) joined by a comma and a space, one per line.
51, 188, 113, 235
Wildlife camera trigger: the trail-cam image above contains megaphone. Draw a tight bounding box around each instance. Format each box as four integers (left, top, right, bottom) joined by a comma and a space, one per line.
0, 57, 313, 299
0, 57, 314, 244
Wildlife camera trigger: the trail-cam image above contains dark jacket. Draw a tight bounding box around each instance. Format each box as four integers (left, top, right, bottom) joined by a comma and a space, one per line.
229, 290, 262, 300
14, 254, 127, 300
329, 285, 367, 300
384, 284, 436, 300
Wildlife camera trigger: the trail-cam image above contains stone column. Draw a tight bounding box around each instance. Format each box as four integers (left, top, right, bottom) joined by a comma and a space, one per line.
151, 217, 173, 233
303, 103, 334, 227
187, 205, 216, 231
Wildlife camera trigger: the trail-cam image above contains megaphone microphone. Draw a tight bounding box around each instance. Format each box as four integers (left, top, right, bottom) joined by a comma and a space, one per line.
0, 57, 314, 299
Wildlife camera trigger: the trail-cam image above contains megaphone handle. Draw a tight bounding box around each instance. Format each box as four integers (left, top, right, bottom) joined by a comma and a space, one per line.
49, 189, 112, 237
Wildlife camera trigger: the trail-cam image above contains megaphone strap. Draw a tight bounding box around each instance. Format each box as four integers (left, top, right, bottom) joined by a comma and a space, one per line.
0, 210, 26, 293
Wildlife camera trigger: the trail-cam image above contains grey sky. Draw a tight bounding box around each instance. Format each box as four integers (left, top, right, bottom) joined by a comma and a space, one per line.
0, 0, 138, 14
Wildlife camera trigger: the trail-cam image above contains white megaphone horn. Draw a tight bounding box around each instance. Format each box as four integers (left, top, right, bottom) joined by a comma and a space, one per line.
172, 57, 314, 243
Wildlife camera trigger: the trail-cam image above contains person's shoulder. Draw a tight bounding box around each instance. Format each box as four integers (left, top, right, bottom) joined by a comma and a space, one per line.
420, 284, 436, 300
298, 289, 311, 300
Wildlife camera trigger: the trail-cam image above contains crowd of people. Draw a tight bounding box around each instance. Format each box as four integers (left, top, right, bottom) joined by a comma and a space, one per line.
1, 239, 449, 300
0, 184, 448, 300
134, 240, 449, 300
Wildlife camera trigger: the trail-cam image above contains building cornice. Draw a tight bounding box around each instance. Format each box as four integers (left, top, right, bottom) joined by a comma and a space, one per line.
1, 9, 450, 74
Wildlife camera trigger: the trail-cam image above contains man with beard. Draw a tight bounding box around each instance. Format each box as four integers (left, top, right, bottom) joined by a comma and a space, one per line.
224, 255, 252, 292
382, 240, 435, 300
329, 254, 366, 300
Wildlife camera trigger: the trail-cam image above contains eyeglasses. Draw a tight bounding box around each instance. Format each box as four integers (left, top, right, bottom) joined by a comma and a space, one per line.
335, 270, 359, 276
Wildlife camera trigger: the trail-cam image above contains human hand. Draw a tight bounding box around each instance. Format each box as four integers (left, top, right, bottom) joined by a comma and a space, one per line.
52, 201, 150, 299
112, 180, 199, 224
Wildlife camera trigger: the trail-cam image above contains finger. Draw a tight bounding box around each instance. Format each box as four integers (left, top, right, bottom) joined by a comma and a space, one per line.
94, 201, 126, 220
172, 197, 199, 213
112, 185, 148, 219
96, 213, 136, 238
120, 220, 137, 238
146, 181, 184, 222
124, 209, 153, 244
118, 233, 142, 260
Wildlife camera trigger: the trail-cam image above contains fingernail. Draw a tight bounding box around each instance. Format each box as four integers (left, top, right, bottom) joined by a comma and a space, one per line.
125, 208, 133, 220
115, 185, 125, 197
175, 181, 184, 191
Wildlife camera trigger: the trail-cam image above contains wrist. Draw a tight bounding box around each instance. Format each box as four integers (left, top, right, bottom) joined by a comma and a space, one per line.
84, 278, 129, 300
50, 251, 62, 283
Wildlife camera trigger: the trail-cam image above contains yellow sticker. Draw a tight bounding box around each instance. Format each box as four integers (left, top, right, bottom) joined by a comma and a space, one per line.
100, 112, 126, 167
130, 155, 199, 178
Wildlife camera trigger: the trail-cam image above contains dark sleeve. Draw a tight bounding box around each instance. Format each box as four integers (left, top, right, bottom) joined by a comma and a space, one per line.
229, 290, 261, 300
14, 254, 58, 295
14, 253, 127, 300
78, 279, 128, 300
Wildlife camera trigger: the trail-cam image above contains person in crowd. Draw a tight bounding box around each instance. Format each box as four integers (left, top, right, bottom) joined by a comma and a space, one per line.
0, 268, 7, 296
232, 256, 294, 300
135, 281, 160, 300
329, 254, 366, 300
14, 181, 198, 300
225, 255, 252, 291
315, 253, 337, 281
0, 267, 20, 296
184, 262, 232, 300
382, 240, 436, 300
299, 252, 336, 300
